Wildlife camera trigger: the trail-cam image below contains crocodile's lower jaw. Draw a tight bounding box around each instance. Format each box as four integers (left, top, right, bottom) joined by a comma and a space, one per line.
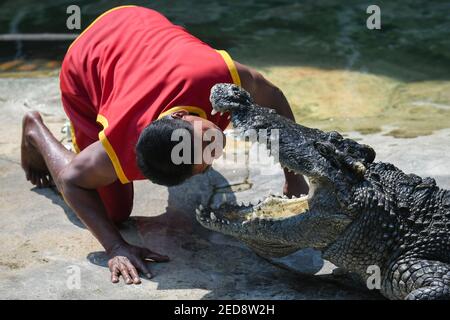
195, 188, 313, 228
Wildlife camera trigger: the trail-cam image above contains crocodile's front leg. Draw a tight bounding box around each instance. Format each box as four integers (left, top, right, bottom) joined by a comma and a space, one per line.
382, 258, 450, 300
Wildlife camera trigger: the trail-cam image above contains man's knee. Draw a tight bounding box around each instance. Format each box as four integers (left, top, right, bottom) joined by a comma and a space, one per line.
22, 111, 43, 143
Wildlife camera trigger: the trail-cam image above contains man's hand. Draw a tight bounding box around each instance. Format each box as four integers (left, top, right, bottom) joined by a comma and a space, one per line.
107, 243, 170, 284
283, 169, 309, 198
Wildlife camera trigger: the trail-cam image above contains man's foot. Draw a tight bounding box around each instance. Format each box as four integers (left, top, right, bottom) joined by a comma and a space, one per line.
21, 111, 53, 188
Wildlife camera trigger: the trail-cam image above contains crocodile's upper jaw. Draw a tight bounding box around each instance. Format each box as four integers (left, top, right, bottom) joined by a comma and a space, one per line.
209, 84, 375, 182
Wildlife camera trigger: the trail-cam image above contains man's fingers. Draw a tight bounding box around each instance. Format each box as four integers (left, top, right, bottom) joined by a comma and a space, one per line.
109, 258, 140, 284
132, 257, 153, 279
142, 248, 170, 263
36, 175, 43, 188
118, 263, 133, 284
125, 261, 141, 284
30, 172, 37, 185
41, 174, 50, 187
110, 265, 120, 283
107, 248, 168, 284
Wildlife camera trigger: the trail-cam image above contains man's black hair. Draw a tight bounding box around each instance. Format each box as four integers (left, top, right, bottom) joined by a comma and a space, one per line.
136, 117, 195, 186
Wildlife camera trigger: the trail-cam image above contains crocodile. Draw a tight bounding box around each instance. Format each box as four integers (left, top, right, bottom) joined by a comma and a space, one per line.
195, 83, 450, 300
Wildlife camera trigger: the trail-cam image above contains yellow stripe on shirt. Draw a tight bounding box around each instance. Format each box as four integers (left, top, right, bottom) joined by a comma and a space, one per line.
216, 50, 241, 87
96, 114, 130, 184
69, 122, 81, 153
157, 106, 207, 120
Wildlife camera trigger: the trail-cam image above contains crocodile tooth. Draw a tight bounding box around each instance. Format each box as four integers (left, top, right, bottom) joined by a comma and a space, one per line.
227, 115, 231, 120
220, 112, 224, 116
199, 204, 204, 210
211, 109, 218, 115
210, 212, 217, 221
195, 208, 201, 214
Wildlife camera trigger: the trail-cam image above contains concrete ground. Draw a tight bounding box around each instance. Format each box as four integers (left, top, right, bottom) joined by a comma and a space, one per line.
1, 77, 449, 299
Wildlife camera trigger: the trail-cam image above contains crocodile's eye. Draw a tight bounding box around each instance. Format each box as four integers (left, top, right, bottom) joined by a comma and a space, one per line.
315, 141, 334, 157
345, 144, 375, 164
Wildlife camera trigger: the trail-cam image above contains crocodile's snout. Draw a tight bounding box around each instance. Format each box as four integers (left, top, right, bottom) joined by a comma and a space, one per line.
210, 83, 253, 113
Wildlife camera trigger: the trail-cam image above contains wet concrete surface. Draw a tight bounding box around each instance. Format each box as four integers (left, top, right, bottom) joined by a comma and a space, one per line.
1, 77, 449, 299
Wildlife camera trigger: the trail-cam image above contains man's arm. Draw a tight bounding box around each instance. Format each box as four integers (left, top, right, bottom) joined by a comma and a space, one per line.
57, 141, 168, 284
235, 62, 309, 197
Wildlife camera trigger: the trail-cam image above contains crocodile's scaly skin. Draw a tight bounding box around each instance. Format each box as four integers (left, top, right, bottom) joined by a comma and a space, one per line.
200, 83, 450, 300
324, 162, 450, 299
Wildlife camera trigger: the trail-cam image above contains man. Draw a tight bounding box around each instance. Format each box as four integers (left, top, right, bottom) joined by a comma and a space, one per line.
21, 6, 308, 285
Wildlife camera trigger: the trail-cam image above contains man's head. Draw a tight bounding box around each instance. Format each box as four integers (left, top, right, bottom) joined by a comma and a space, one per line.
136, 110, 226, 186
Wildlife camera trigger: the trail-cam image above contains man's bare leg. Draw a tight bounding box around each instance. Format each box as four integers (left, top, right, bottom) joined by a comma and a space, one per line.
21, 112, 168, 284
21, 111, 75, 189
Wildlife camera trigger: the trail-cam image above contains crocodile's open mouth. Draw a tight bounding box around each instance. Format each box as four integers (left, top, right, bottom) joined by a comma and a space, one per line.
196, 192, 312, 228
195, 190, 319, 258
195, 179, 350, 258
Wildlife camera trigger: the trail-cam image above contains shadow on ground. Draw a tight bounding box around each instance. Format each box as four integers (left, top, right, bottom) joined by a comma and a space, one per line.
32, 187, 85, 229
80, 169, 382, 300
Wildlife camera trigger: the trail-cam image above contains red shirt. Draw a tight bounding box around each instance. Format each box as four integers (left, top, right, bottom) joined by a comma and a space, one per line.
60, 6, 239, 183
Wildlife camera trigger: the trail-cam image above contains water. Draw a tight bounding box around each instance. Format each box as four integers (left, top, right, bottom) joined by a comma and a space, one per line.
0, 0, 449, 136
